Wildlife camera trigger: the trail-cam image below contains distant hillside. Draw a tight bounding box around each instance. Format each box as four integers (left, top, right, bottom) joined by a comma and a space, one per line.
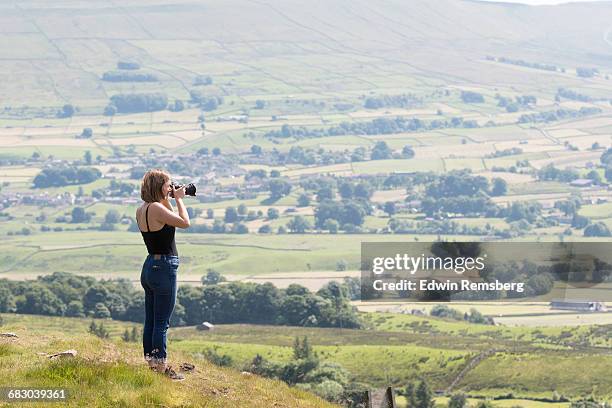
0, 314, 337, 408
1, 0, 611, 111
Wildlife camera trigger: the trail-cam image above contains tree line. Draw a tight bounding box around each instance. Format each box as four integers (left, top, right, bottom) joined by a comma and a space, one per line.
263, 115, 479, 140
0, 272, 361, 330
33, 166, 101, 188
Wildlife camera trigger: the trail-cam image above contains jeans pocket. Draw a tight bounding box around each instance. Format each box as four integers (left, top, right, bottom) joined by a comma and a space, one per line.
165, 257, 179, 271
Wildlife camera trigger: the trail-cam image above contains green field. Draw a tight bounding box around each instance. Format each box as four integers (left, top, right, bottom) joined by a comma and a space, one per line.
2, 313, 610, 402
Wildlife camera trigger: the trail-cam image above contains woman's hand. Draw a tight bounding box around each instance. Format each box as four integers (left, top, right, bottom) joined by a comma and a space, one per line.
172, 185, 186, 200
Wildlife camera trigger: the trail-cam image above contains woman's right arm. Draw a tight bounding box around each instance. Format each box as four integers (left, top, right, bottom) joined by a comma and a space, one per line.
153, 187, 190, 228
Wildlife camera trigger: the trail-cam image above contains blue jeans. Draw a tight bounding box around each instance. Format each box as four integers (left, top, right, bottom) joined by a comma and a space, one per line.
140, 254, 179, 360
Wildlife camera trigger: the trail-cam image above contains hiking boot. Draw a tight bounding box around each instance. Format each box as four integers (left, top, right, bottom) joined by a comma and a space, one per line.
163, 365, 185, 381
147, 358, 159, 371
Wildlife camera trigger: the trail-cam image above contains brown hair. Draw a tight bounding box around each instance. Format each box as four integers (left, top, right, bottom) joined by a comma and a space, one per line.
140, 169, 170, 203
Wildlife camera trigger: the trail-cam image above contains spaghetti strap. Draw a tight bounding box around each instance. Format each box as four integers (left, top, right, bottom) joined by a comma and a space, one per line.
145, 204, 151, 232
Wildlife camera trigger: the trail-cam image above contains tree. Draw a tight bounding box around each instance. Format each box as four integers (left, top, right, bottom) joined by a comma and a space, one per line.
323, 219, 339, 234
267, 208, 279, 220
269, 179, 292, 199
109, 93, 168, 113
526, 274, 554, 296
461, 91, 485, 103
0, 287, 14, 313
402, 145, 415, 159
103, 105, 117, 116
293, 336, 314, 360
193, 75, 213, 86
224, 206, 238, 223
586, 170, 602, 185
403, 383, 418, 408
65, 301, 85, 317
58, 104, 75, 118
491, 178, 507, 196
212, 147, 221, 156
342, 202, 366, 226
202, 269, 226, 285
250, 144, 262, 155
237, 204, 248, 216
601, 147, 612, 166
287, 216, 311, 233
584, 222, 611, 237
171, 100, 184, 112
448, 393, 467, 408
571, 214, 590, 229
81, 128, 93, 139
353, 183, 372, 200
383, 201, 396, 217
338, 183, 354, 199
104, 209, 121, 224
83, 285, 110, 313
258, 224, 272, 233
232, 223, 249, 234
415, 379, 434, 408
606, 166, 612, 183
33, 166, 102, 188
206, 208, 214, 219
297, 194, 311, 207
316, 187, 334, 202
71, 207, 91, 223
93, 303, 111, 319
89, 320, 110, 338
371, 141, 392, 160
122, 328, 131, 342
16, 285, 65, 316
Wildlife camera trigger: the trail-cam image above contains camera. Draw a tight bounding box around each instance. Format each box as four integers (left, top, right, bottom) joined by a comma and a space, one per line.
169, 182, 197, 197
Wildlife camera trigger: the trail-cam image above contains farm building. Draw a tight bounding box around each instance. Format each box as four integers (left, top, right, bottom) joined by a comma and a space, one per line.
197, 322, 215, 331
569, 179, 593, 188
550, 299, 608, 312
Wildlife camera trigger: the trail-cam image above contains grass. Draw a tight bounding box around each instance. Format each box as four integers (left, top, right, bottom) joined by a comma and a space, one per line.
461, 353, 612, 398
431, 397, 570, 408
0, 314, 337, 408
169, 341, 468, 389
1, 313, 611, 402
0, 231, 487, 278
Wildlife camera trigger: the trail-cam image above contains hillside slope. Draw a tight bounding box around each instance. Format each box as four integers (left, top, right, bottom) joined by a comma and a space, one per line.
0, 315, 338, 408
1, 0, 612, 109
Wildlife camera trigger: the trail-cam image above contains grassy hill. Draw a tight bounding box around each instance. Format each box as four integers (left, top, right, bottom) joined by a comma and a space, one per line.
0, 314, 338, 408
3, 313, 610, 405
1, 0, 612, 112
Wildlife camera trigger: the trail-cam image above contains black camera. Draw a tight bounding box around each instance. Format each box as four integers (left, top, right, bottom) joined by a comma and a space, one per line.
169, 182, 197, 197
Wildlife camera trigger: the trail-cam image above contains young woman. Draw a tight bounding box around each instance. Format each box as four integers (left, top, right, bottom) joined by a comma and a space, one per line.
136, 169, 190, 380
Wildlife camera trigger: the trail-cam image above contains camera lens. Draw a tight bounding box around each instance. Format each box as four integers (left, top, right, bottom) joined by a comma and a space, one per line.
185, 183, 196, 196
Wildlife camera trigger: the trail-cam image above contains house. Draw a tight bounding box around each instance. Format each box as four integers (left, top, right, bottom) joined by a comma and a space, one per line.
197, 322, 215, 331
550, 299, 608, 312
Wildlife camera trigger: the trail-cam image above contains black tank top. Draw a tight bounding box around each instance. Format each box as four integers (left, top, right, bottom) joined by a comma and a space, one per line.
140, 204, 178, 256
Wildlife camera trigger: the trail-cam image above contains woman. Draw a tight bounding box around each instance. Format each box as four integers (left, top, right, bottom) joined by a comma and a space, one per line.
136, 169, 190, 380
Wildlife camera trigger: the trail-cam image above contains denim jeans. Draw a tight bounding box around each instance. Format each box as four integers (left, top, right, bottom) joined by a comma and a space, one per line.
140, 254, 179, 360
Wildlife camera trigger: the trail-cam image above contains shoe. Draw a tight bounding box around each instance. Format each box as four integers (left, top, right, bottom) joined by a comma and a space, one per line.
163, 365, 185, 381
147, 357, 160, 371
